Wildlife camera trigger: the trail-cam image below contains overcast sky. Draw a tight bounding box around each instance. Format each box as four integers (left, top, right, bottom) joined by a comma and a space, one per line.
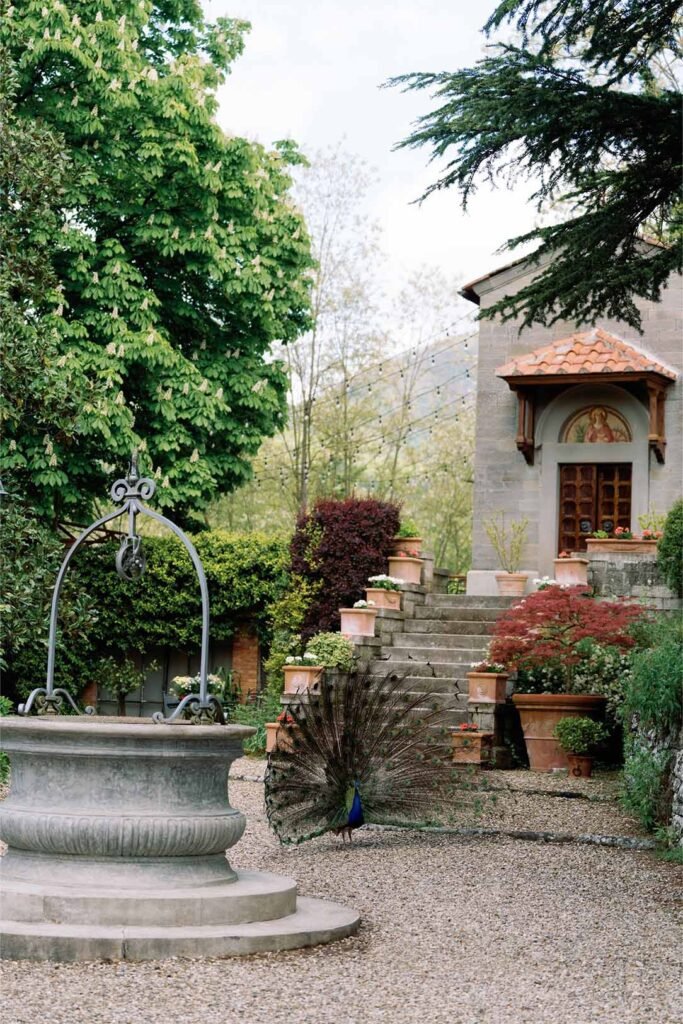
202, 0, 535, 305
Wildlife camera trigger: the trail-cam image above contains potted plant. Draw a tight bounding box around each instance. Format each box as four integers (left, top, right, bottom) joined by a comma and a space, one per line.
266, 711, 300, 754
366, 574, 403, 611
467, 659, 509, 704
489, 585, 645, 771
451, 722, 493, 766
387, 550, 424, 585
304, 631, 355, 673
390, 518, 422, 557
553, 550, 589, 586
340, 599, 378, 637
483, 512, 529, 597
553, 716, 607, 778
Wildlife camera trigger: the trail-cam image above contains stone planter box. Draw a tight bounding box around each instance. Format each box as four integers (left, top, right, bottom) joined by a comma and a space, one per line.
511, 693, 606, 772
340, 607, 378, 637
451, 730, 493, 766
387, 556, 423, 585
467, 672, 508, 704
282, 665, 323, 695
553, 557, 589, 586
390, 536, 422, 557
585, 539, 658, 555
365, 587, 402, 611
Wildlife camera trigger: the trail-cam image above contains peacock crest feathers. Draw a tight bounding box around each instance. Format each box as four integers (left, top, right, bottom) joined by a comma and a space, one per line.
264, 666, 464, 845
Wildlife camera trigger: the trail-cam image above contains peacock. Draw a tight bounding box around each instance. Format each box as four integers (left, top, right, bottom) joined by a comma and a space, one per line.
264, 666, 463, 845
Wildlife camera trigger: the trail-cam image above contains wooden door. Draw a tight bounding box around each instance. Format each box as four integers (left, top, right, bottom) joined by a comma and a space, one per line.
558, 464, 631, 552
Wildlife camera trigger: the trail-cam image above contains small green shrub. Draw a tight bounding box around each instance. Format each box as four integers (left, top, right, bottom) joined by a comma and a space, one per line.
657, 499, 683, 596
0, 695, 13, 785
553, 716, 607, 755
396, 518, 420, 538
231, 691, 282, 756
622, 744, 673, 831
483, 512, 528, 573
624, 616, 683, 737
621, 612, 683, 833
305, 632, 355, 671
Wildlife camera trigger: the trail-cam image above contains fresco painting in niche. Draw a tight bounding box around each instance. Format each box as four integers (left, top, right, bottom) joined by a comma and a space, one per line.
561, 406, 632, 444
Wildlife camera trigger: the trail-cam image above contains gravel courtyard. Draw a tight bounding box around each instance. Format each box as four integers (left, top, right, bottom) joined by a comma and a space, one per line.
1, 762, 681, 1024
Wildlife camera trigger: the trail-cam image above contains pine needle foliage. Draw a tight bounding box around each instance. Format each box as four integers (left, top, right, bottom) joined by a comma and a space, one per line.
264, 666, 464, 845
389, 0, 682, 331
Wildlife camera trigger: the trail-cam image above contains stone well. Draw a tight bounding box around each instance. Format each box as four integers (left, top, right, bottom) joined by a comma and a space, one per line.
0, 716, 359, 961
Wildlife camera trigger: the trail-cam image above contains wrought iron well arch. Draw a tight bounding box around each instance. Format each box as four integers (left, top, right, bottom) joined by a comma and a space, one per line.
19, 455, 223, 724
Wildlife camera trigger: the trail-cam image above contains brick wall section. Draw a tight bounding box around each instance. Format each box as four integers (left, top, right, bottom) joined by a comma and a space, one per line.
470, 265, 683, 572
231, 626, 261, 701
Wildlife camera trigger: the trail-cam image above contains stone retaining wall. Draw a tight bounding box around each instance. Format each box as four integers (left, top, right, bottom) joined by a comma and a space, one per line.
586, 551, 682, 610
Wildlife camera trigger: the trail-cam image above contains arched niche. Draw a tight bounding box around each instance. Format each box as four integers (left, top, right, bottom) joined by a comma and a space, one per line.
535, 384, 650, 573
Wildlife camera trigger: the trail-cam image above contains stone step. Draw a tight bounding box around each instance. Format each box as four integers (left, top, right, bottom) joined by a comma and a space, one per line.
425, 594, 515, 608
0, 894, 360, 962
391, 633, 491, 651
0, 871, 297, 928
413, 606, 506, 622
403, 619, 494, 636
369, 657, 477, 677
384, 673, 469, 694
400, 690, 468, 709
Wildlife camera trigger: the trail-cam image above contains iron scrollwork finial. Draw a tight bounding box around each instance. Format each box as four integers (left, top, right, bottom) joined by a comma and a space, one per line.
19, 450, 223, 725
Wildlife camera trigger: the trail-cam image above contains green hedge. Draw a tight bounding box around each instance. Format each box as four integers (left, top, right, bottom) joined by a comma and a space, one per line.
622, 613, 683, 832
657, 499, 683, 597
10, 529, 290, 701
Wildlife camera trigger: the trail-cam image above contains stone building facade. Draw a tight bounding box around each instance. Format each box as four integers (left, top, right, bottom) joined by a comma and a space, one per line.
461, 254, 682, 590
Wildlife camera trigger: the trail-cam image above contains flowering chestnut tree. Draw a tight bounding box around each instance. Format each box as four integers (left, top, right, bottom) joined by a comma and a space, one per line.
0, 2, 313, 525
489, 585, 646, 692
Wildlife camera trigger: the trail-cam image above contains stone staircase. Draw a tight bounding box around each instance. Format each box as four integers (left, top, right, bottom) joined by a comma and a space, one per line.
359, 588, 515, 730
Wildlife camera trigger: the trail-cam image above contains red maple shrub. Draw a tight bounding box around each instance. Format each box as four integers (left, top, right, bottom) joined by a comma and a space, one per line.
489, 585, 647, 693
291, 498, 400, 639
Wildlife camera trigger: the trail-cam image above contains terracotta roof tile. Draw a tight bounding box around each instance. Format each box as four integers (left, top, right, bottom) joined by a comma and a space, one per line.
495, 328, 678, 381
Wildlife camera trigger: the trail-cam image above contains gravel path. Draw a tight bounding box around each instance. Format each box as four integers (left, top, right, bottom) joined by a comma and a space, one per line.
1, 762, 681, 1024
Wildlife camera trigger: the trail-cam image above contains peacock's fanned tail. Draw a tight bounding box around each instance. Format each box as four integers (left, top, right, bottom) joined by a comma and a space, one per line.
264, 667, 463, 845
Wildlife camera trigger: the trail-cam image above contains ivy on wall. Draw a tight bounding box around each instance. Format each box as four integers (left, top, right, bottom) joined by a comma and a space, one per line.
8, 530, 290, 701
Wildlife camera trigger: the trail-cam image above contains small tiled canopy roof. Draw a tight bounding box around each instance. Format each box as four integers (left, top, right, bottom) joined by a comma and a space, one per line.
496, 328, 677, 383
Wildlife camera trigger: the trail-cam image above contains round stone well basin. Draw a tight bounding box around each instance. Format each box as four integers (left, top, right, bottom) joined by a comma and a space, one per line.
0, 715, 359, 961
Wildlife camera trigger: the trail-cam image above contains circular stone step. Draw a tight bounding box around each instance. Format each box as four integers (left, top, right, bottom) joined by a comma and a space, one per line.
1, 869, 298, 928
0, 894, 360, 962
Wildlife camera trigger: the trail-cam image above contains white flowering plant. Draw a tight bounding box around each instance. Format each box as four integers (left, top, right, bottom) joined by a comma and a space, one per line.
170, 668, 237, 706
532, 576, 560, 591
284, 652, 320, 666
353, 599, 376, 609
367, 574, 403, 591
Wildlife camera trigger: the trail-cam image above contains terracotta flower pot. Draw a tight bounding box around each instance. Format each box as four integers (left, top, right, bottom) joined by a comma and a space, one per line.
467, 672, 508, 704
553, 557, 589, 586
365, 587, 401, 611
390, 536, 422, 557
265, 721, 300, 754
567, 754, 593, 778
585, 538, 658, 555
494, 572, 527, 597
340, 607, 378, 637
451, 730, 493, 766
282, 665, 323, 695
387, 556, 423, 585
511, 693, 606, 772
